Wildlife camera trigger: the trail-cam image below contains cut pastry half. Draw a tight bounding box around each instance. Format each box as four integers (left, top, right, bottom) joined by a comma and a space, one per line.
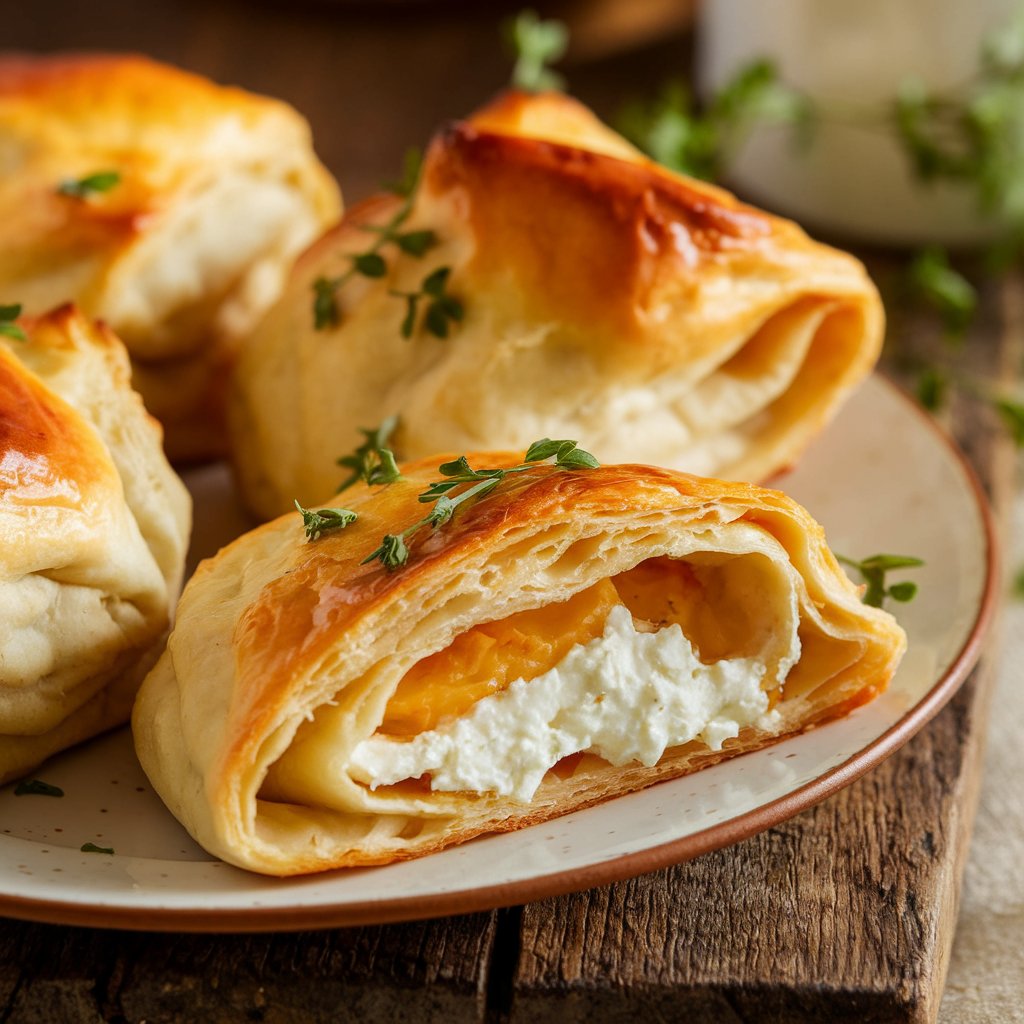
133, 453, 905, 876
0, 53, 341, 460
0, 304, 191, 784
231, 89, 884, 519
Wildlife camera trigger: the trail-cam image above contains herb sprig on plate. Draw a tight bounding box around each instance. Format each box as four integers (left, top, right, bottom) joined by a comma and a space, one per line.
837, 553, 924, 608
363, 439, 599, 571
14, 779, 64, 797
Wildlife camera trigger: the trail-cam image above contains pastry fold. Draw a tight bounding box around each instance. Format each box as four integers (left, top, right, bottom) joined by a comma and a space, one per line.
133, 455, 905, 876
231, 89, 884, 520
0, 305, 191, 783
0, 54, 341, 460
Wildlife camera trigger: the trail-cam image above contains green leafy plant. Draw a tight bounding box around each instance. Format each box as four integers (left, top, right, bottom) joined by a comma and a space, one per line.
505, 9, 568, 93
617, 61, 810, 181
363, 439, 599, 571
837, 553, 924, 608
907, 246, 978, 340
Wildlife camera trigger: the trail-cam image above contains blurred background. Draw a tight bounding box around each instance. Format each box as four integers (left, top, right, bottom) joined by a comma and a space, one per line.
3, 0, 697, 201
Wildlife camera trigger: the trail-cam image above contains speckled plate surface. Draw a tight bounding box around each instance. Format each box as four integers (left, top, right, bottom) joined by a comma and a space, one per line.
0, 375, 996, 931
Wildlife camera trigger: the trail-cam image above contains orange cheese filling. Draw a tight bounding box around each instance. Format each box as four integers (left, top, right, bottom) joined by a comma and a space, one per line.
378, 557, 705, 738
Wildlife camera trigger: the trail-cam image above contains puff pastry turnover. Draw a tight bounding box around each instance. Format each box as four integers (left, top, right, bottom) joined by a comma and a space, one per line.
1, 305, 191, 784
231, 89, 884, 520
133, 454, 905, 875
0, 53, 340, 460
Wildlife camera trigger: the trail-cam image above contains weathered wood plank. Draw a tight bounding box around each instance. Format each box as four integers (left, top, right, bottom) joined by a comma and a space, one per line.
0, 914, 496, 1024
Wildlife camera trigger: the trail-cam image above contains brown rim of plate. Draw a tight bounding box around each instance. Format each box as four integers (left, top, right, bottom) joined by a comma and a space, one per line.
0, 376, 1001, 932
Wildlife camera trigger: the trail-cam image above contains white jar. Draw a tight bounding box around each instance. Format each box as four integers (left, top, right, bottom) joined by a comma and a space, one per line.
696, 0, 1018, 246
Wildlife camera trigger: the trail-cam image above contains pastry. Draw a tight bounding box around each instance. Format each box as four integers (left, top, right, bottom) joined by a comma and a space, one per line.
231, 89, 883, 520
0, 53, 341, 460
1, 304, 191, 784
133, 449, 905, 875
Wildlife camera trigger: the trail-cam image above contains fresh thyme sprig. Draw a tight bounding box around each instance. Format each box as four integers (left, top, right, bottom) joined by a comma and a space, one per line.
362, 439, 599, 571
57, 170, 121, 199
837, 553, 924, 609
390, 266, 464, 339
81, 842, 115, 855
337, 416, 403, 491
504, 9, 568, 93
294, 500, 358, 541
0, 303, 25, 341
312, 148, 448, 333
14, 779, 63, 797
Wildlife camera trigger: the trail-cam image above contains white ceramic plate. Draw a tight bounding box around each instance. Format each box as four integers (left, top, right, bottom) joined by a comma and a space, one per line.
0, 375, 996, 931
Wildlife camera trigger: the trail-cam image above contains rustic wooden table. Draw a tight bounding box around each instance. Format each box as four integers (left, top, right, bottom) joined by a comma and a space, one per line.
0, 3, 1013, 1021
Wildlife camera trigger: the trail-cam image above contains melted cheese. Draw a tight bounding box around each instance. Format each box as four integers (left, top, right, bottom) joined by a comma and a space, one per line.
381, 560, 711, 737
349, 605, 785, 802
380, 578, 621, 735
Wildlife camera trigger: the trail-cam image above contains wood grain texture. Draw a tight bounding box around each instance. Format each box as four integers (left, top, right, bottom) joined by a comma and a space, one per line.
1, 914, 496, 1023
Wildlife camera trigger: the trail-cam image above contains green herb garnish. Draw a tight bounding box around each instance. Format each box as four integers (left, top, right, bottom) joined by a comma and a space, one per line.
294, 500, 358, 541
908, 247, 978, 340
0, 303, 25, 341
617, 61, 810, 181
390, 266, 464, 339
81, 842, 115, 855
14, 779, 64, 797
337, 416, 403, 492
57, 170, 121, 199
1014, 565, 1024, 599
505, 9, 568, 93
312, 149, 449, 335
837, 553, 924, 609
362, 439, 599, 571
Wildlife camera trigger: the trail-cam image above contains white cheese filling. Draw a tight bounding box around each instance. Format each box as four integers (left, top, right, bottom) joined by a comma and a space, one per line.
348, 604, 787, 803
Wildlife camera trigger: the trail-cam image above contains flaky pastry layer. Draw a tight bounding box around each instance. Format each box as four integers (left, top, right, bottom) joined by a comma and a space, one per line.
0, 53, 341, 459
0, 304, 191, 783
232, 89, 883, 519
134, 456, 905, 876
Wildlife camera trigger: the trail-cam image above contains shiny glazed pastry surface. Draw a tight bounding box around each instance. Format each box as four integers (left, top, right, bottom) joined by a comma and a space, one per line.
0, 54, 341, 460
0, 305, 191, 783
133, 455, 905, 876
232, 89, 884, 519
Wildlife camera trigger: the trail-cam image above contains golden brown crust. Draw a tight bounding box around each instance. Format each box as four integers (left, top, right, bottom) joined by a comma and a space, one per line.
0, 303, 191, 783
135, 454, 905, 875
0, 52, 341, 461
231, 89, 883, 519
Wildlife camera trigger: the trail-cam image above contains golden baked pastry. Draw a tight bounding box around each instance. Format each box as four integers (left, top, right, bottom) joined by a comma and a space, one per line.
1, 304, 191, 784
231, 89, 883, 520
133, 450, 905, 875
0, 53, 341, 461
